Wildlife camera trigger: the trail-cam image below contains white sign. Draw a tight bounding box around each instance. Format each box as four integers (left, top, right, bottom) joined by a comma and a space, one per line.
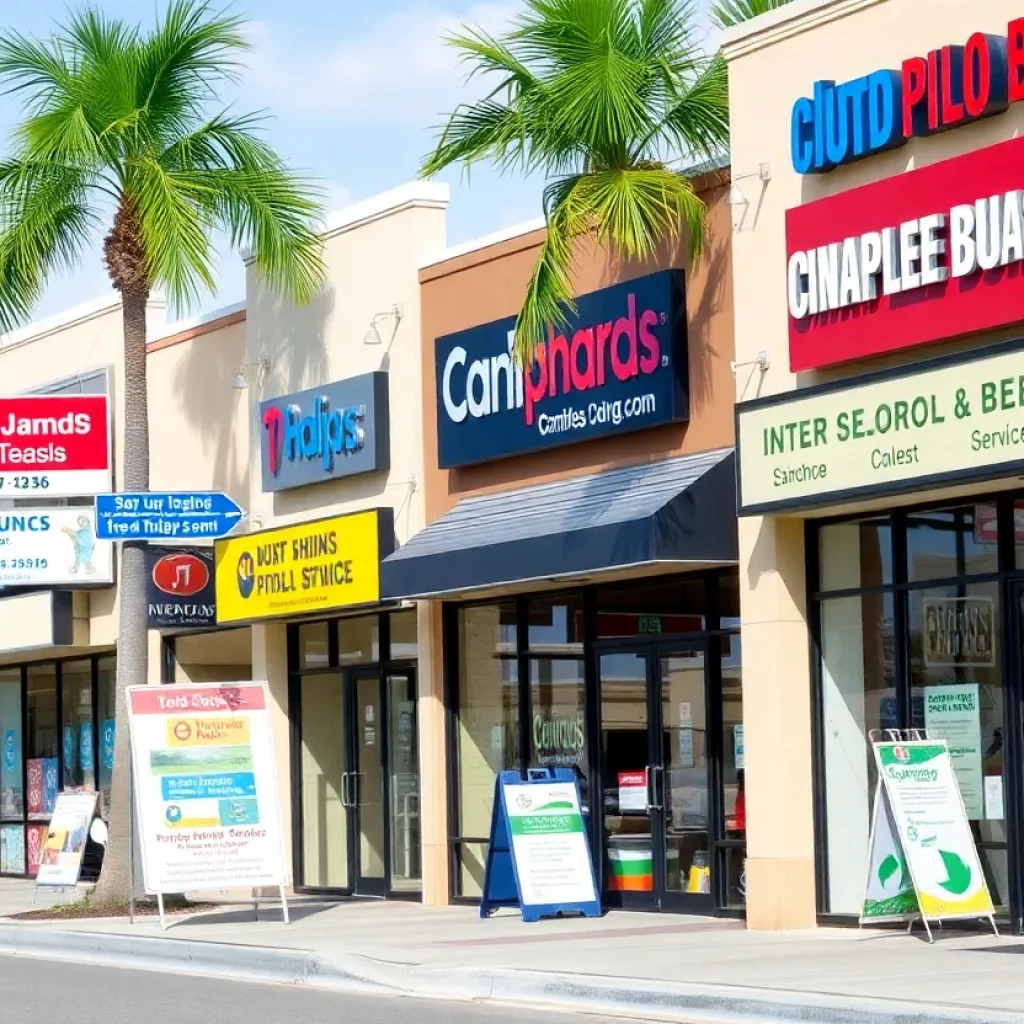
678, 702, 694, 768
861, 780, 918, 924
985, 775, 1005, 821
127, 683, 285, 895
923, 685, 984, 818
734, 724, 745, 771
503, 780, 597, 907
737, 340, 1024, 513
617, 771, 647, 813
35, 792, 96, 888
875, 740, 994, 922
0, 508, 113, 586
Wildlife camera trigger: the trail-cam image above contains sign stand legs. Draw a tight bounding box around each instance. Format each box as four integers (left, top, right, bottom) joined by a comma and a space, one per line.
156, 893, 166, 931
128, 758, 136, 926
280, 885, 290, 925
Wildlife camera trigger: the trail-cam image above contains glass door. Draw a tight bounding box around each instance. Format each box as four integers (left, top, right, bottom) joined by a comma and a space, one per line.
658, 646, 713, 913
386, 670, 421, 893
598, 644, 712, 912
351, 671, 386, 897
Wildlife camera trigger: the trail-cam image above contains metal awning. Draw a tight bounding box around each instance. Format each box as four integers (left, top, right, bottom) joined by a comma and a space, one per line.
380, 447, 737, 600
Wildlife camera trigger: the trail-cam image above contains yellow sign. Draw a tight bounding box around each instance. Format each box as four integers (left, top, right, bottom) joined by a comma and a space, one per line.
165, 717, 250, 747
215, 510, 384, 624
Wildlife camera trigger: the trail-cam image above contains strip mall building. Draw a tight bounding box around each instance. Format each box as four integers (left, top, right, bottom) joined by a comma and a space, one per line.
727, 0, 1024, 931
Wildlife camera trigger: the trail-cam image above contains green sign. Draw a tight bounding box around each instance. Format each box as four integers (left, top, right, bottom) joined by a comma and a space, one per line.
872, 740, 995, 927
862, 780, 918, 924
737, 341, 1024, 512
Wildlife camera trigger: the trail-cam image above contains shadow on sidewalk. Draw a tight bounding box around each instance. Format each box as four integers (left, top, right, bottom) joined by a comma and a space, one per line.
177, 901, 339, 929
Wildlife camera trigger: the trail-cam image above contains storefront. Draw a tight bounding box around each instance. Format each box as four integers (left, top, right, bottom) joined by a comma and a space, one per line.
725, 0, 1024, 931
383, 168, 743, 914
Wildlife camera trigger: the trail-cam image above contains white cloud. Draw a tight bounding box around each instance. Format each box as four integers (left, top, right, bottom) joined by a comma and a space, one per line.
242, 3, 523, 129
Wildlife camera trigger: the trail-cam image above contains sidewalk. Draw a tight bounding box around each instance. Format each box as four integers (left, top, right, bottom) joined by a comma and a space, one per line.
0, 880, 1023, 1023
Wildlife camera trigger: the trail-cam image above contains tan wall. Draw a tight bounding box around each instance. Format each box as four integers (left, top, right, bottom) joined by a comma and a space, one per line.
722, 0, 1024, 929
419, 175, 736, 521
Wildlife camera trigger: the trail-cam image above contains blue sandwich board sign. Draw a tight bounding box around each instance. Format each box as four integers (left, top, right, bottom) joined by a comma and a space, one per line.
480, 767, 601, 923
94, 492, 244, 541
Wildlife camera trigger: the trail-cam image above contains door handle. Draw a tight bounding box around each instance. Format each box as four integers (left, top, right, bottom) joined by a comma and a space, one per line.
649, 765, 664, 811
352, 772, 361, 807
340, 772, 352, 808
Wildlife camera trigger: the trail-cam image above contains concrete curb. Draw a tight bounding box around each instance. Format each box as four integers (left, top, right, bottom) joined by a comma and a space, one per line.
0, 923, 1020, 1024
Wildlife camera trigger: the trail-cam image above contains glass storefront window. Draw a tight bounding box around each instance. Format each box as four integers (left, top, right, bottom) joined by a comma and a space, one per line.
390, 611, 418, 660
820, 592, 895, 914
456, 603, 518, 897
818, 517, 892, 592
0, 670, 22, 821
97, 657, 115, 820
338, 616, 379, 664
906, 505, 998, 582
528, 657, 586, 780
387, 673, 420, 891
908, 581, 1007, 910
26, 664, 57, 822
527, 595, 584, 652
298, 623, 330, 670
61, 660, 94, 792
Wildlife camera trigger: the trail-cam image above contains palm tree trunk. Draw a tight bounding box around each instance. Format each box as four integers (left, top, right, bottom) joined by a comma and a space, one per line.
92, 280, 150, 905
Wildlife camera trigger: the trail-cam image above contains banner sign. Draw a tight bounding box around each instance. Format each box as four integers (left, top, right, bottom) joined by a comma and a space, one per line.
435, 271, 689, 468
146, 547, 215, 629
873, 739, 995, 925
923, 684, 984, 819
480, 768, 600, 923
0, 394, 110, 497
35, 792, 97, 889
127, 682, 286, 894
259, 372, 390, 492
214, 509, 391, 625
787, 135, 1024, 372
0, 507, 113, 585
737, 339, 1024, 514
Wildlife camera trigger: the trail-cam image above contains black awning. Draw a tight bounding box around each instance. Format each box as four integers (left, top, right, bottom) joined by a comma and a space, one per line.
380, 448, 737, 600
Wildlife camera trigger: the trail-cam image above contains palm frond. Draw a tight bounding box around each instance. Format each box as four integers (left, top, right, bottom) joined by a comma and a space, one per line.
422, 101, 532, 177
710, 0, 794, 30
657, 52, 730, 163
0, 160, 95, 332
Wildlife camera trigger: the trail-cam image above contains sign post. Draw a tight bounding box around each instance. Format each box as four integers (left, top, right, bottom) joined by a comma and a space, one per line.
480, 767, 600, 923
95, 492, 244, 542
126, 682, 288, 929
862, 730, 998, 941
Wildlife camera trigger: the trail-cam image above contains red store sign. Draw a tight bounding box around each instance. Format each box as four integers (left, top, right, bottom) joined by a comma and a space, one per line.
786, 134, 1024, 372
0, 394, 111, 496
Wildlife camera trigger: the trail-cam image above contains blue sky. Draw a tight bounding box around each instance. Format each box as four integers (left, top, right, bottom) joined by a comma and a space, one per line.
0, 0, 722, 323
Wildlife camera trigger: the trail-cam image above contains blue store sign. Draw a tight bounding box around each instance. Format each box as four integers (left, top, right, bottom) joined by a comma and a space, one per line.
435, 271, 689, 469
259, 372, 390, 492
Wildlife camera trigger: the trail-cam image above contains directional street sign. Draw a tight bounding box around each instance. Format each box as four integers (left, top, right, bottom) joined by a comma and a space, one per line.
94, 492, 245, 541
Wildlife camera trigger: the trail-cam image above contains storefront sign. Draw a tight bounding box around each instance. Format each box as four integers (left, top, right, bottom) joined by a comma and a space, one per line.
435, 271, 688, 468
787, 136, 1024, 371
127, 682, 286, 895
35, 792, 96, 889
922, 600, 994, 668
923, 684, 984, 818
532, 711, 585, 767
737, 339, 1024, 514
874, 740, 995, 922
259, 373, 389, 492
0, 395, 110, 497
145, 548, 215, 629
0, 508, 113, 586
214, 509, 391, 625
792, 22, 1024, 174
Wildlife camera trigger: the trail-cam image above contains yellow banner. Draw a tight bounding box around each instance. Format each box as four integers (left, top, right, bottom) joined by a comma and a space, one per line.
165, 717, 250, 747
214, 510, 382, 624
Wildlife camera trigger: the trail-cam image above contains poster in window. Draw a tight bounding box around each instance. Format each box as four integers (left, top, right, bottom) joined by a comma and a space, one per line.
26, 759, 43, 817
79, 721, 95, 788
1, 825, 24, 874
42, 758, 58, 814
26, 824, 46, 876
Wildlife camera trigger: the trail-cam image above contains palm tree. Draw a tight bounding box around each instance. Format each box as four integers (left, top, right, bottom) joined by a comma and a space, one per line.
421, 0, 728, 364
0, 0, 325, 903
710, 0, 794, 29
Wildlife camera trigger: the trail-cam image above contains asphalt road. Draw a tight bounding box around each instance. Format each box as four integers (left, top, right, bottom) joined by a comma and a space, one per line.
0, 957, 636, 1024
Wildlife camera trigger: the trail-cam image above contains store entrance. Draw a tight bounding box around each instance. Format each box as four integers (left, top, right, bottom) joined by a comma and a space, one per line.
599, 643, 713, 912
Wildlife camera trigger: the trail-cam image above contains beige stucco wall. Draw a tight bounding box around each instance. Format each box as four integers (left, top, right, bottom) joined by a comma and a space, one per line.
724, 0, 1024, 928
